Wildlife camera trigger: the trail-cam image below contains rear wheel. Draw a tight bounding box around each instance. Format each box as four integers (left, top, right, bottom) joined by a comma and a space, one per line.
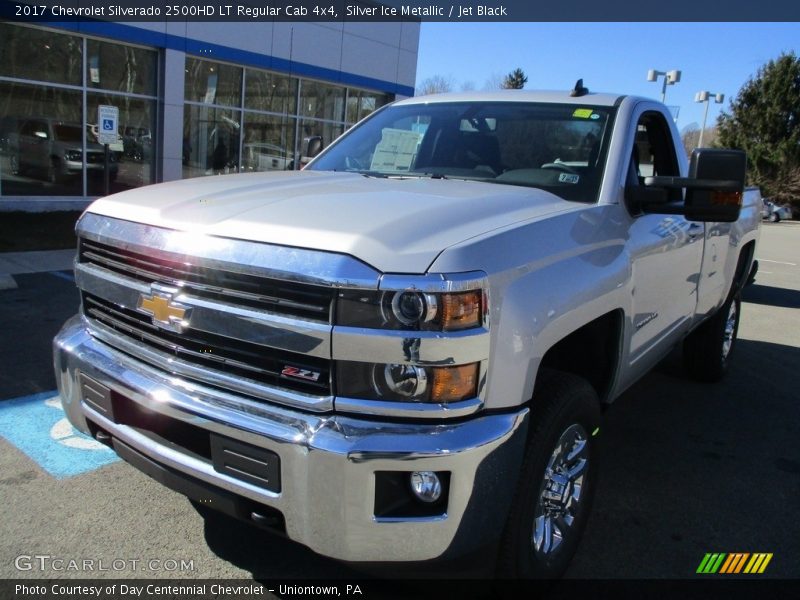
768, 212, 779, 223
498, 370, 601, 578
683, 292, 741, 382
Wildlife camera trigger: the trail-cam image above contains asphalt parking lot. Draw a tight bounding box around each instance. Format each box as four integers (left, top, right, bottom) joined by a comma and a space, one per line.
0, 222, 798, 583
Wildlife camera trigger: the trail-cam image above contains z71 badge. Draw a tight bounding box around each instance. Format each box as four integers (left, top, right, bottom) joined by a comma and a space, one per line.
281, 366, 321, 382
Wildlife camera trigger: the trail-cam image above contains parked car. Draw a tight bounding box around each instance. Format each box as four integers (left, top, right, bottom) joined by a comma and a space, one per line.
242, 142, 291, 171
761, 199, 792, 222
10, 117, 117, 183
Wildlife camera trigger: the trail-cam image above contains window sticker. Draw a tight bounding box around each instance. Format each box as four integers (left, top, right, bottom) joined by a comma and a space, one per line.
559, 173, 580, 184
572, 108, 594, 119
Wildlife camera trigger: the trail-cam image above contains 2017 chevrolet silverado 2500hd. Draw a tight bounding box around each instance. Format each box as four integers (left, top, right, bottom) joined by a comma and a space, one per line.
54, 87, 760, 578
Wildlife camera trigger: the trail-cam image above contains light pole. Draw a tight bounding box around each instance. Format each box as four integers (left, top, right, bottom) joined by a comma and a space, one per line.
647, 69, 682, 103
695, 91, 725, 147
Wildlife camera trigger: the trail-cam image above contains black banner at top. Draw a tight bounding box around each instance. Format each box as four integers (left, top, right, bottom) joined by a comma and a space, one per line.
2, 0, 799, 22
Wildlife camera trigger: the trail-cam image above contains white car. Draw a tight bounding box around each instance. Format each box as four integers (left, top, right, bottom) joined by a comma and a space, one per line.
762, 199, 792, 222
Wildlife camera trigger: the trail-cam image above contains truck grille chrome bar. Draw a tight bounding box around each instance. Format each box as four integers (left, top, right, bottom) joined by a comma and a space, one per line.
80, 239, 334, 322
83, 293, 331, 397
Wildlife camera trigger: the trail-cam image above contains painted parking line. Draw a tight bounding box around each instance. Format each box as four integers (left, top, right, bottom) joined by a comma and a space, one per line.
0, 391, 118, 478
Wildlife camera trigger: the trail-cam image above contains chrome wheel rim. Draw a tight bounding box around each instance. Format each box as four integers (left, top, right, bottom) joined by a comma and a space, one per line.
722, 300, 737, 360
532, 423, 589, 558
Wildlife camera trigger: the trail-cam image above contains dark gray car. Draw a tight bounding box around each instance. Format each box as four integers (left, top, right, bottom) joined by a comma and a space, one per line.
10, 117, 117, 183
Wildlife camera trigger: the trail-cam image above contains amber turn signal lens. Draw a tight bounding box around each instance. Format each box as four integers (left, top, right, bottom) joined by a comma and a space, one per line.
711, 191, 742, 206
430, 363, 479, 403
440, 291, 482, 331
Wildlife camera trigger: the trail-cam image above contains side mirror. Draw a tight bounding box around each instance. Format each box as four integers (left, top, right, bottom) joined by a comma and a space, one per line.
635, 148, 746, 222
303, 136, 324, 159
684, 149, 746, 222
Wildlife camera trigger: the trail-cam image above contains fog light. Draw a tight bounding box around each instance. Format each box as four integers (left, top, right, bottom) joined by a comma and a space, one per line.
409, 471, 442, 503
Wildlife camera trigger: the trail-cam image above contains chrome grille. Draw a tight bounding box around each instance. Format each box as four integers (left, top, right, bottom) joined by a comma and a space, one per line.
79, 239, 334, 322
83, 292, 331, 396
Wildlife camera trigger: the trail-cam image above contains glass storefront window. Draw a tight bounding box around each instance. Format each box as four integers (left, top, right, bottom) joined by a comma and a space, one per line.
185, 58, 242, 107
346, 90, 392, 124
86, 94, 156, 196
297, 119, 343, 167
245, 70, 297, 114
183, 61, 394, 176
87, 40, 157, 96
0, 25, 159, 198
0, 82, 83, 196
299, 80, 345, 122
0, 23, 82, 86
242, 113, 296, 172
183, 105, 241, 178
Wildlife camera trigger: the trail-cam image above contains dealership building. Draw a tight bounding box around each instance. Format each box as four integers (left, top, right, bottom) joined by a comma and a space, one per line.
0, 19, 419, 210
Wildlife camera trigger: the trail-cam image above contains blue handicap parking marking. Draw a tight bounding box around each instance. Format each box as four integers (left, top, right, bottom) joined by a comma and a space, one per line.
0, 391, 119, 478
102, 118, 114, 131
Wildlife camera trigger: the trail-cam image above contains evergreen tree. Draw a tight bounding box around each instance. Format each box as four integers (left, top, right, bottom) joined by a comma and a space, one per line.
717, 53, 800, 208
502, 68, 528, 90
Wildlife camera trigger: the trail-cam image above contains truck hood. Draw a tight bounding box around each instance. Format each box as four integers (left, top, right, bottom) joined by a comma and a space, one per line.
87, 171, 577, 273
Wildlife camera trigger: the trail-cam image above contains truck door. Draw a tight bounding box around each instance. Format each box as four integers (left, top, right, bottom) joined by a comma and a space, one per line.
623, 110, 704, 376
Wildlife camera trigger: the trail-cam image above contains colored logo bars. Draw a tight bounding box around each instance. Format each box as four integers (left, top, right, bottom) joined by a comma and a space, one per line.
697, 553, 773, 574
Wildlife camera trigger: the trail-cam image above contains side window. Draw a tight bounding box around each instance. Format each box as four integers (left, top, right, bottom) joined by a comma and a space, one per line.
627, 111, 680, 200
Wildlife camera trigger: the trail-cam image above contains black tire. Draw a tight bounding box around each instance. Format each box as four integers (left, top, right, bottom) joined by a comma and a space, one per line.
683, 292, 741, 383
497, 370, 601, 579
768, 213, 779, 223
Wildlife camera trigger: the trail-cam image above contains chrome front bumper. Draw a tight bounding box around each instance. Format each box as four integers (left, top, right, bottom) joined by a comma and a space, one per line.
54, 315, 528, 562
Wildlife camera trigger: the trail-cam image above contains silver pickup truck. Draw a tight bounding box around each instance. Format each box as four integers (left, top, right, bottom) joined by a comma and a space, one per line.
54, 88, 759, 577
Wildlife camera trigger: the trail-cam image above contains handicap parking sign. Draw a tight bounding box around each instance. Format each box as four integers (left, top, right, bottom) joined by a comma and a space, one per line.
97, 105, 119, 144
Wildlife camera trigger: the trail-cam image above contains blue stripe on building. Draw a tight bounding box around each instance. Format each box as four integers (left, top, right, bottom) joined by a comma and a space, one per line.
48, 20, 416, 97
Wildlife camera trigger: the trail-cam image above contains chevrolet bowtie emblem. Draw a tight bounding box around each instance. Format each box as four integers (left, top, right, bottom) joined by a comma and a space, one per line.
137, 289, 191, 332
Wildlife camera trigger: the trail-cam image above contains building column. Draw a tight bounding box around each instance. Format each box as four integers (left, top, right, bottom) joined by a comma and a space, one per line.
161, 48, 185, 182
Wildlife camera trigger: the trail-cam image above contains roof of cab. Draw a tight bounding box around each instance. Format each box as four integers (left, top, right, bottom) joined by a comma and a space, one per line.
394, 90, 628, 107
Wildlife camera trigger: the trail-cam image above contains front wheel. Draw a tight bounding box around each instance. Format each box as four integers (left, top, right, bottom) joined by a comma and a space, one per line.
683, 292, 741, 382
768, 213, 779, 223
498, 370, 601, 578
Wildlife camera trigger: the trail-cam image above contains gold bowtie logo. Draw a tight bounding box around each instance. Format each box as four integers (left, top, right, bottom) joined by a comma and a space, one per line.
137, 291, 189, 332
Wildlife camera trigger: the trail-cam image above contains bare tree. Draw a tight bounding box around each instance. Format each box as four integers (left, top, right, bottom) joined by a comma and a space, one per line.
482, 72, 504, 91
460, 80, 476, 92
417, 75, 454, 96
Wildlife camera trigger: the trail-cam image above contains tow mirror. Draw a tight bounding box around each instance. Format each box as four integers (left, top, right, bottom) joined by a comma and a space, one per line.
684, 149, 746, 222
636, 149, 746, 222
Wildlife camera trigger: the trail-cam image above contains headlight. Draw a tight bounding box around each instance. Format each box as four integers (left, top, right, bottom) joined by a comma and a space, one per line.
337, 289, 483, 331
388, 291, 437, 325
337, 361, 478, 403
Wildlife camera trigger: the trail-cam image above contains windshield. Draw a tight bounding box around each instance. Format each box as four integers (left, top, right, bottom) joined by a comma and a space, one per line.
309, 101, 615, 202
